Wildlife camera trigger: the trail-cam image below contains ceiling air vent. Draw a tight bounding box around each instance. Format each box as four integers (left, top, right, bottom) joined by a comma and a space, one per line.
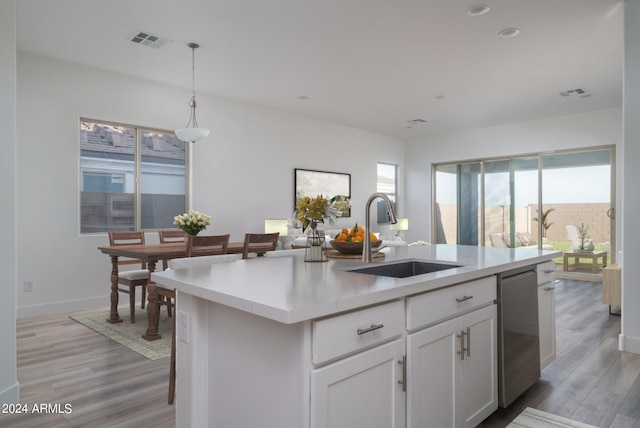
130, 31, 170, 49
406, 118, 427, 129
559, 88, 590, 98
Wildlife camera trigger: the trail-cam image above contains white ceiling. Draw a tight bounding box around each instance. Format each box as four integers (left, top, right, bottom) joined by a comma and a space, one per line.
16, 0, 623, 140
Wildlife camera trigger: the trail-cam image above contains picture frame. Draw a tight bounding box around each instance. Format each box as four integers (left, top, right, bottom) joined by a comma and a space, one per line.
294, 168, 351, 217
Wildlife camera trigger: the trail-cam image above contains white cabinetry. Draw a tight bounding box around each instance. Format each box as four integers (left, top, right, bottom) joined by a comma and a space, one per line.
537, 261, 556, 370
406, 277, 498, 428
176, 276, 500, 428
311, 339, 405, 428
311, 300, 405, 428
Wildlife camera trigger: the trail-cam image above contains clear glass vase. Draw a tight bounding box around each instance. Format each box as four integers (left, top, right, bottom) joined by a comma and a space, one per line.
305, 221, 327, 262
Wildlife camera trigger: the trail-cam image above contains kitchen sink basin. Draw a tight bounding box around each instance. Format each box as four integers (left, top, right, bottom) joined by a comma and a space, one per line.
348, 260, 462, 278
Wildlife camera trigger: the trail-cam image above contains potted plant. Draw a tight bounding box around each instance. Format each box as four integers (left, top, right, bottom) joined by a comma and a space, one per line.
533, 208, 554, 239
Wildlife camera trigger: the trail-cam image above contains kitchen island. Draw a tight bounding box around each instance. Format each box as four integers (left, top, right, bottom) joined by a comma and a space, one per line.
152, 244, 560, 428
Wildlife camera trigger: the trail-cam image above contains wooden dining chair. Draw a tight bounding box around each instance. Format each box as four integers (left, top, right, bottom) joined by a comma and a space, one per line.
242, 232, 280, 259
158, 229, 187, 270
161, 253, 241, 404
158, 229, 187, 243
156, 229, 189, 317
187, 234, 230, 257
107, 231, 149, 323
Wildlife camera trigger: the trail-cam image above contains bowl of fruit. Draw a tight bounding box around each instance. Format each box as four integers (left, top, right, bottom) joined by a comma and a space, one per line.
330, 224, 381, 254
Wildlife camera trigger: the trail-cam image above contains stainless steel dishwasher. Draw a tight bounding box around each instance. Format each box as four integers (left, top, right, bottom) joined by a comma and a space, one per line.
497, 265, 540, 408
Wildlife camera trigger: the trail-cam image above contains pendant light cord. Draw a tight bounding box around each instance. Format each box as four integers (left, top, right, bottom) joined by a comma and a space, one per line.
187, 42, 200, 128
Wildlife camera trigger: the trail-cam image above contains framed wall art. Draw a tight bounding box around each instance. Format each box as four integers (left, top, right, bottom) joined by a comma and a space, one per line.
294, 168, 351, 217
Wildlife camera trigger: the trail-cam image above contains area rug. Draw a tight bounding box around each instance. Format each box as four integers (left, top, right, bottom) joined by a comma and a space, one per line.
508, 407, 598, 428
69, 305, 172, 360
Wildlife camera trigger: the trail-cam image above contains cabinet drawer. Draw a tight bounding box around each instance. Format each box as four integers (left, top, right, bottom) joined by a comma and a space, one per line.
537, 261, 556, 285
406, 276, 496, 331
312, 300, 404, 365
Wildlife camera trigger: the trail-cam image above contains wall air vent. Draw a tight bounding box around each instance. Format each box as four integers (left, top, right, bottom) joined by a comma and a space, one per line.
130, 31, 170, 49
559, 88, 590, 98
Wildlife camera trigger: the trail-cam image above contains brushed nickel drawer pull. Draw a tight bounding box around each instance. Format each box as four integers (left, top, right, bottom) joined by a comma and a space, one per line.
456, 295, 473, 303
357, 323, 384, 335
544, 286, 555, 291
544, 269, 555, 274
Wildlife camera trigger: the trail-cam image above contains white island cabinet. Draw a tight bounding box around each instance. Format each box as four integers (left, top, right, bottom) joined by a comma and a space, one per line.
537, 260, 557, 370
152, 244, 560, 428
406, 276, 497, 428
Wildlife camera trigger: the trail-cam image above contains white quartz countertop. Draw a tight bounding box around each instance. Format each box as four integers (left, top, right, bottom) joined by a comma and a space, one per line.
151, 244, 561, 324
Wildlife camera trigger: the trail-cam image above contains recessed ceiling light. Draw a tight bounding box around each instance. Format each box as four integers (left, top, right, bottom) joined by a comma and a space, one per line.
498, 28, 520, 38
467, 4, 490, 16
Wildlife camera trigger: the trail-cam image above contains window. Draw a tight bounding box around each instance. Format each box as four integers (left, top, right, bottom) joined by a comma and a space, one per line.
80, 119, 188, 234
377, 162, 398, 223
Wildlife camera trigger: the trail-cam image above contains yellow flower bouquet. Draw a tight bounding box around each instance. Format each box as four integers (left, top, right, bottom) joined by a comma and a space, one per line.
294, 195, 341, 232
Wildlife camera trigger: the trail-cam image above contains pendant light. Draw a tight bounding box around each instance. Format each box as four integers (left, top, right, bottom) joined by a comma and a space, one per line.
175, 42, 210, 143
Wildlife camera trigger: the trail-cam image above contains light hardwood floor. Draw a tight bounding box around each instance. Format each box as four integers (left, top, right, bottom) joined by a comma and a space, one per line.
3, 279, 637, 427
481, 279, 640, 428
3, 314, 175, 427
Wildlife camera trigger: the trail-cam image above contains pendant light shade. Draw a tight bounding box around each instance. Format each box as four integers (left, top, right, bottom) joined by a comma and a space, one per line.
175, 42, 210, 143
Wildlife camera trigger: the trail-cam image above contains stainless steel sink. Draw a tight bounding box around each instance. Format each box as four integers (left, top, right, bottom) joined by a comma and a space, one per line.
348, 260, 462, 278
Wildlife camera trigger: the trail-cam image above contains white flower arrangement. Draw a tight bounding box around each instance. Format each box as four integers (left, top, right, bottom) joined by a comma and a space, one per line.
173, 210, 212, 236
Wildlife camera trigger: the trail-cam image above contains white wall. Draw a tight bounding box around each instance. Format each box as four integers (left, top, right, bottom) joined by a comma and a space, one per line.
189, 96, 406, 239
0, 0, 19, 404
621, 0, 640, 354
405, 108, 622, 245
15, 52, 405, 318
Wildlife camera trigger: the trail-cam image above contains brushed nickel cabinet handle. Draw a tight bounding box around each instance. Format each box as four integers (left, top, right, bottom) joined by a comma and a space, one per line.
544, 286, 555, 291
465, 327, 471, 357
456, 295, 473, 303
544, 269, 555, 274
397, 356, 406, 392
357, 323, 384, 335
457, 331, 466, 360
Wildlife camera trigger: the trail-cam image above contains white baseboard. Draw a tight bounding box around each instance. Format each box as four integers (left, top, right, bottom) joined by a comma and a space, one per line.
0, 381, 20, 403
17, 295, 109, 319
619, 333, 640, 355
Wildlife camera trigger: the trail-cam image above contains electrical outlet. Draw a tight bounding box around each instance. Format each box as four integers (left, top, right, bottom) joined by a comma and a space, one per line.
178, 311, 189, 344
24, 280, 34, 292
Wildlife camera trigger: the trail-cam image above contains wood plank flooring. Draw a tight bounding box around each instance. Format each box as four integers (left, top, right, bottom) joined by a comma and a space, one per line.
2, 314, 175, 427
2, 278, 637, 427
480, 279, 639, 428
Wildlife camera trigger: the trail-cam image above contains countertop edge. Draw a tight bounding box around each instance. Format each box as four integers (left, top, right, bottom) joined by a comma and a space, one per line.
151, 247, 561, 324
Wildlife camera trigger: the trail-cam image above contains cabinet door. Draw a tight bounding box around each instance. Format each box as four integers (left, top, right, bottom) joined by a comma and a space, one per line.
538, 283, 556, 370
460, 304, 498, 428
407, 318, 459, 428
311, 339, 405, 428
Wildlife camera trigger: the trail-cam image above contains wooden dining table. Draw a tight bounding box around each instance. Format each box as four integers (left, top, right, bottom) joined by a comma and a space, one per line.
97, 241, 270, 341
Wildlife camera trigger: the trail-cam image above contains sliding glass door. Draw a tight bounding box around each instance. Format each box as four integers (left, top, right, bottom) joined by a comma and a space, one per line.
484, 157, 539, 248
433, 147, 614, 267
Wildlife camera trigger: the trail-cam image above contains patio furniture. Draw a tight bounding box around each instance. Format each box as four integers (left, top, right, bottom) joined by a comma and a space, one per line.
562, 250, 607, 273
602, 263, 621, 315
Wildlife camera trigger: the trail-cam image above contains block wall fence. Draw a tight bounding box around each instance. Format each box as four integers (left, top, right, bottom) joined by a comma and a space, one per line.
435, 203, 612, 245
